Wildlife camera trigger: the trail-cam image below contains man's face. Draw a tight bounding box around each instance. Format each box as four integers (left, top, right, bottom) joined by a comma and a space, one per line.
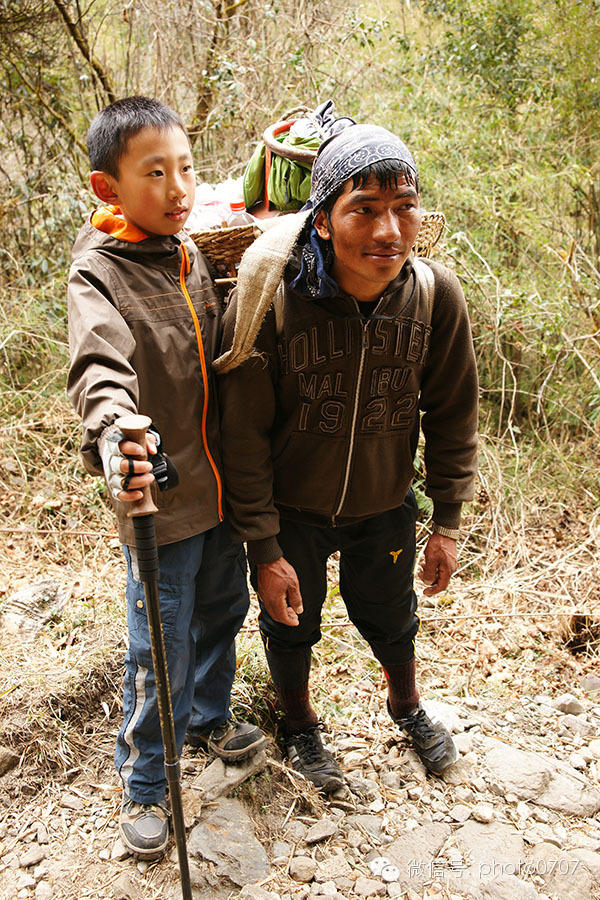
105, 125, 195, 237
314, 174, 422, 302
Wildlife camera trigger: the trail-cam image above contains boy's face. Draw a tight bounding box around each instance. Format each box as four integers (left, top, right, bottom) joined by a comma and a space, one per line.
314, 174, 422, 303
94, 125, 195, 237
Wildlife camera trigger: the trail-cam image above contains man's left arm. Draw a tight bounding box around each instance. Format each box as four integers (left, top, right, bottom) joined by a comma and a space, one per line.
418, 263, 479, 594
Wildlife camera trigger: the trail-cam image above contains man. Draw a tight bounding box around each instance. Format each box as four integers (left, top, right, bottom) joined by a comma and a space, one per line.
215, 124, 478, 792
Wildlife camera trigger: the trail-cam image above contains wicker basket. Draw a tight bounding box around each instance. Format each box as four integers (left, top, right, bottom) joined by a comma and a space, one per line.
190, 211, 445, 277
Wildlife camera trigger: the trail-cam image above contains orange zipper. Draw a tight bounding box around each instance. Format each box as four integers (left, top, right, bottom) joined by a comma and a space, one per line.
179, 243, 224, 521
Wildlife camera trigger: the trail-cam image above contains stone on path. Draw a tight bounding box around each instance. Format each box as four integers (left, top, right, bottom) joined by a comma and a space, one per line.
354, 874, 386, 896
581, 673, 600, 693
482, 737, 600, 816
289, 856, 316, 883
314, 850, 353, 883
479, 874, 540, 899
187, 797, 270, 887
528, 842, 594, 899
472, 802, 495, 824
0, 579, 69, 640
19, 845, 47, 868
305, 817, 338, 844
421, 699, 465, 734
238, 885, 281, 900
552, 693, 584, 715
447, 820, 526, 896
569, 847, 600, 881
385, 823, 451, 890
189, 749, 267, 801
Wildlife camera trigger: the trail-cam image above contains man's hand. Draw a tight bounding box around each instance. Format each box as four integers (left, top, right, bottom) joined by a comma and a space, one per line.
418, 532, 458, 596
257, 557, 303, 626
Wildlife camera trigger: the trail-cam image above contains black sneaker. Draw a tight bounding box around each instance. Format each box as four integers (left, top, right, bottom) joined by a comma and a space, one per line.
186, 719, 266, 762
285, 723, 344, 794
390, 701, 458, 774
119, 793, 169, 859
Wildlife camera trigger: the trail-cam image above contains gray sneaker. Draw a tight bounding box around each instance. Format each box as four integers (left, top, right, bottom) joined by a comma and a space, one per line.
285, 723, 344, 794
391, 701, 458, 774
119, 793, 169, 859
186, 719, 266, 762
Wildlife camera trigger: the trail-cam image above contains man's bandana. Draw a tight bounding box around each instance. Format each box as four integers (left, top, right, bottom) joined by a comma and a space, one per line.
289, 124, 418, 299
308, 123, 418, 213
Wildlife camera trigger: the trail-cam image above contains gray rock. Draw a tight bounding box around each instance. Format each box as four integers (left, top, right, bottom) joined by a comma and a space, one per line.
188, 797, 269, 887
472, 802, 495, 824
35, 883, 54, 900
354, 875, 386, 897
449, 803, 471, 823
305, 818, 338, 844
581, 674, 600, 693
289, 857, 317, 883
454, 732, 475, 755
558, 714, 594, 737
553, 693, 584, 715
421, 699, 464, 733
482, 737, 600, 816
0, 579, 69, 640
284, 821, 308, 843
345, 814, 383, 837
36, 823, 49, 845
453, 821, 526, 879
272, 840, 292, 860
528, 842, 593, 899
189, 749, 266, 801
386, 823, 451, 889
314, 851, 352, 882
19, 846, 47, 868
568, 847, 600, 882
110, 837, 130, 861
440, 755, 476, 786
0, 746, 19, 777
479, 875, 540, 899
238, 886, 281, 900
588, 739, 600, 759
59, 793, 85, 811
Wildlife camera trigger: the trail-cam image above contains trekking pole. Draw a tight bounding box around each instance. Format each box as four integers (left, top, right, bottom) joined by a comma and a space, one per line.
116, 414, 193, 900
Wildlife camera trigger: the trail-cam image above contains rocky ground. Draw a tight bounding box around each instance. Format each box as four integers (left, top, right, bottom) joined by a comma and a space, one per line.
1, 511, 600, 900
1, 672, 600, 900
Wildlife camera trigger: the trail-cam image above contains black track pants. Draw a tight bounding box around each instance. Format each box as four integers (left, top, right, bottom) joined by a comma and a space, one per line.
254, 492, 420, 667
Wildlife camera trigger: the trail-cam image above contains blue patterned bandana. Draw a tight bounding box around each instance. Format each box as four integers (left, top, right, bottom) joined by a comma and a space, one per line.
290, 124, 418, 299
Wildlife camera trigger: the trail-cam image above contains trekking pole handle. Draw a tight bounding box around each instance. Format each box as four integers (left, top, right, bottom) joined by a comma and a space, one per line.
115, 414, 158, 517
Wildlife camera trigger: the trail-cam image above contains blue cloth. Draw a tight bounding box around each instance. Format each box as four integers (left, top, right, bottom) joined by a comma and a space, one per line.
115, 523, 249, 804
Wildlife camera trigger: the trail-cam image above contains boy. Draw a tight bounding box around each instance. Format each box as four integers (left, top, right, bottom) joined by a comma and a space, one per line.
67, 96, 265, 859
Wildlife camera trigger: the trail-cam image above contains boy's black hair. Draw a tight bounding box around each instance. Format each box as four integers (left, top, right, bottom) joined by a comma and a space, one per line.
318, 158, 419, 218
86, 96, 187, 178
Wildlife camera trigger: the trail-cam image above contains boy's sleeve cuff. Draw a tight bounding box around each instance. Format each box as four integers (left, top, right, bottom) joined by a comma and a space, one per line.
432, 501, 462, 530
246, 536, 283, 565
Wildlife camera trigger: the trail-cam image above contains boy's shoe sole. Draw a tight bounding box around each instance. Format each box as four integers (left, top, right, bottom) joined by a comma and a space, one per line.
119, 794, 169, 859
186, 719, 267, 762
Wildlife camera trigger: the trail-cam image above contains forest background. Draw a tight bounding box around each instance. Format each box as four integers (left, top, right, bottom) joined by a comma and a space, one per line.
0, 0, 599, 773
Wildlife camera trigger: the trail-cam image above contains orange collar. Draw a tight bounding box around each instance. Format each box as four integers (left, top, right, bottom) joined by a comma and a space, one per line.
91, 205, 149, 243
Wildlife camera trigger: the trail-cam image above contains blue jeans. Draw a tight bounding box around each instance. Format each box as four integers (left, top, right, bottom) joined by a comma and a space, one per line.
115, 523, 249, 804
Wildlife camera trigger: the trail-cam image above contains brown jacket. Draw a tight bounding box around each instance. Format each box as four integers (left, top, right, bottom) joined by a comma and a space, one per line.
218, 255, 478, 563
67, 206, 224, 547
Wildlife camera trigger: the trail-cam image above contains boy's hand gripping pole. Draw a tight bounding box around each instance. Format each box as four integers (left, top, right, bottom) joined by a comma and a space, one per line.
116, 414, 192, 900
